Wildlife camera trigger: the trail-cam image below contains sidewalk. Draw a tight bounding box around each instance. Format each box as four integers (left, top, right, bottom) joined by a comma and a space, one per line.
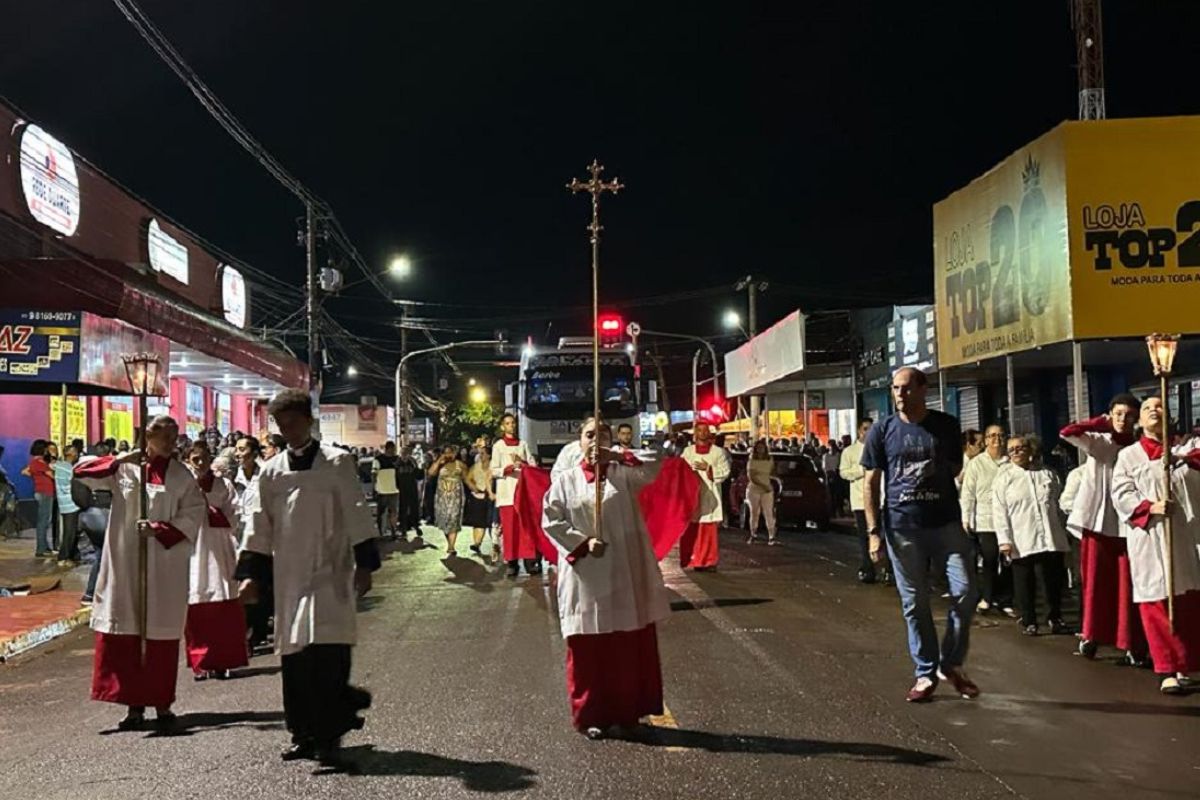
0, 532, 92, 662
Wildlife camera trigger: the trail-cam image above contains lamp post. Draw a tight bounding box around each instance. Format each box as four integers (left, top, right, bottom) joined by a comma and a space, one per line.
1146, 333, 1180, 628
120, 351, 164, 664
394, 339, 505, 447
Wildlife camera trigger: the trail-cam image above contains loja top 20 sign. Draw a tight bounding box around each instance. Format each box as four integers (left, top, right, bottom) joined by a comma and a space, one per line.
933, 116, 1200, 368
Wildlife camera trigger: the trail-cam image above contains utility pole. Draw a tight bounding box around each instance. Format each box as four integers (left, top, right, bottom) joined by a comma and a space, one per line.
305, 203, 322, 438
735, 275, 768, 442
1071, 0, 1106, 120
1069, 0, 1105, 420
399, 303, 409, 445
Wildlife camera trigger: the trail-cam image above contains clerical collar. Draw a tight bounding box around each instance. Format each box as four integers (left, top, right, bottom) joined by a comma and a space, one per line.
288, 439, 317, 457
503, 436, 519, 446
694, 442, 712, 454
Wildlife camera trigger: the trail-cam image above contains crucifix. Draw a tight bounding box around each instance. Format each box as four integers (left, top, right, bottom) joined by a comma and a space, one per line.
568, 159, 624, 543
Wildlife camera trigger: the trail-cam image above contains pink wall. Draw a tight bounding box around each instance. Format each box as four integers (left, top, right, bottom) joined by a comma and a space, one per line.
231, 394, 252, 434
169, 377, 187, 424
0, 394, 51, 499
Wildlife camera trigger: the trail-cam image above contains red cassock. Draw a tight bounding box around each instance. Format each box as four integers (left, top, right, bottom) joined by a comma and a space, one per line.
566, 624, 664, 731
185, 600, 249, 673
1078, 530, 1146, 653
92, 633, 180, 709
1139, 593, 1200, 674
511, 457, 701, 565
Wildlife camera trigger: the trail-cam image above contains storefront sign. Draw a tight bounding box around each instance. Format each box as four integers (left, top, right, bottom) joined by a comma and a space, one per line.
215, 391, 231, 434
220, 264, 248, 328
0, 309, 81, 382
104, 397, 134, 444
934, 127, 1072, 368
724, 310, 806, 397
889, 305, 937, 372
50, 395, 87, 444
1065, 117, 1200, 338
185, 383, 205, 439
19, 124, 80, 236
147, 218, 190, 285
357, 404, 377, 431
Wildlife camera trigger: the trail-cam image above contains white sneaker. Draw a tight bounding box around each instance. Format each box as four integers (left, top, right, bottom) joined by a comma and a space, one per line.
1160, 676, 1184, 695
976, 599, 991, 613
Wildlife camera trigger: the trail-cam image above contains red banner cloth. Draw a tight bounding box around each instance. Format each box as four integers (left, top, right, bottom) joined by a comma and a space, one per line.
511, 458, 700, 564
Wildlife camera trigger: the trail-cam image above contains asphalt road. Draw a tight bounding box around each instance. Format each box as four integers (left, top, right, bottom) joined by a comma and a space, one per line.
0, 525, 1197, 800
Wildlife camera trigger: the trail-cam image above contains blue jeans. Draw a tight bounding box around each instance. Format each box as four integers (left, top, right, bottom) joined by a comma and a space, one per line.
79, 507, 109, 600
885, 520, 979, 679
34, 493, 54, 554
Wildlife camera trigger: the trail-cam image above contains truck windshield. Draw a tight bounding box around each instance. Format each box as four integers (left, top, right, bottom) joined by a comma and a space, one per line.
525, 364, 637, 420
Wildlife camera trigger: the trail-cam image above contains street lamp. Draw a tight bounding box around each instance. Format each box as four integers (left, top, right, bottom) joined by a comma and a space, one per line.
722, 309, 749, 339
347, 365, 358, 377
469, 386, 488, 404
120, 351, 164, 665
1146, 332, 1180, 628
467, 377, 477, 386
388, 254, 413, 279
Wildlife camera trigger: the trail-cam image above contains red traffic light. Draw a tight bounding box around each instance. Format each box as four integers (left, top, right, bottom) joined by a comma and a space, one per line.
698, 397, 727, 423
598, 314, 622, 333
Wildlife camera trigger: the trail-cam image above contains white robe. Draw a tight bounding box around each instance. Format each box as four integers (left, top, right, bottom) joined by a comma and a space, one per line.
542, 461, 671, 638
79, 459, 206, 640
990, 464, 1071, 558
681, 445, 730, 524
491, 439, 534, 507
243, 445, 376, 656
552, 441, 583, 480
1110, 442, 1200, 603
1061, 426, 1124, 538
189, 474, 240, 604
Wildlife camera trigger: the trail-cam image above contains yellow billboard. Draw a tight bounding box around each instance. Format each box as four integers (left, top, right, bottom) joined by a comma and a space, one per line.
1065, 117, 1200, 339
933, 127, 1073, 368
50, 395, 87, 445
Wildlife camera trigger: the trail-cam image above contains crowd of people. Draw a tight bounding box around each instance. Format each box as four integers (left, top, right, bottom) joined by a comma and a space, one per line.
840, 367, 1200, 702
7, 363, 1197, 773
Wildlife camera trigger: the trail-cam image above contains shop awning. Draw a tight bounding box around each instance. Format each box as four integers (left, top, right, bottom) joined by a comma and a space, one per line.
0, 257, 306, 390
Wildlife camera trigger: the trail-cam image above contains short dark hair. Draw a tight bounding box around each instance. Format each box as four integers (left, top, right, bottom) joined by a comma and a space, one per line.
188, 440, 211, 457
1110, 393, 1141, 413
500, 412, 516, 425
268, 389, 313, 419
384, 441, 396, 451
616, 423, 633, 432
236, 435, 261, 455
267, 434, 287, 450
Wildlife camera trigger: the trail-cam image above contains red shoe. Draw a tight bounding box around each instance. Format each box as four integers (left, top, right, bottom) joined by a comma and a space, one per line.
938, 666, 980, 699
905, 677, 937, 703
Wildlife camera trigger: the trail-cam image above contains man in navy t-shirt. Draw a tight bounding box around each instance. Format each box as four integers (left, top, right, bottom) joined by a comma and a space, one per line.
861, 367, 980, 703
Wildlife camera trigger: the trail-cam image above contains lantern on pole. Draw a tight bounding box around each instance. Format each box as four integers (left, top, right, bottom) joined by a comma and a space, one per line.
1145, 333, 1180, 628
121, 352, 164, 663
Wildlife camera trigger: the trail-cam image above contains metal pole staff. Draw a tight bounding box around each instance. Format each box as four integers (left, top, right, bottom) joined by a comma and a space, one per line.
1146, 333, 1180, 629
137, 393, 149, 664
1161, 370, 1175, 628
568, 160, 623, 543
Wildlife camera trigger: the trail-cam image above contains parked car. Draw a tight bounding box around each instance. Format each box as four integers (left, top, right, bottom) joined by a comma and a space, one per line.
729, 451, 830, 531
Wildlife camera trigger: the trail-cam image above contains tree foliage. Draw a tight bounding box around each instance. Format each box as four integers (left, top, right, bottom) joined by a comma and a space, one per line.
440, 400, 501, 446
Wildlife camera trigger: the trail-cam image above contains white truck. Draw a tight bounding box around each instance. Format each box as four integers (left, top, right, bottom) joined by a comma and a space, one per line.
505, 336, 655, 466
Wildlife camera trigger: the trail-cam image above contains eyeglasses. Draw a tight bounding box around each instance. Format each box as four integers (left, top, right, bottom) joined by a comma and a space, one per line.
1007, 446, 1027, 454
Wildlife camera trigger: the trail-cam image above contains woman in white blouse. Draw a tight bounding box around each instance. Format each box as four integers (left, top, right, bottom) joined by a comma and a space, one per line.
991, 436, 1072, 636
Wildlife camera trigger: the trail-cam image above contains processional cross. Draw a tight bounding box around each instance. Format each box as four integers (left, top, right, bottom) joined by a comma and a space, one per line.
567, 160, 624, 543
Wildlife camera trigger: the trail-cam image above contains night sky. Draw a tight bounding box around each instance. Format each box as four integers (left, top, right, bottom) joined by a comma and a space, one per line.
3, 2, 1199, 395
